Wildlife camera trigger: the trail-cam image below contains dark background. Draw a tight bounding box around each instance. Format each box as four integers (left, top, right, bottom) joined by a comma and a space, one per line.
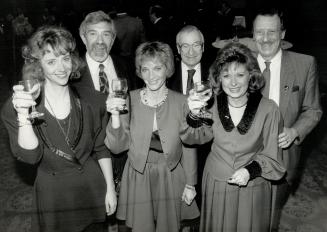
1, 0, 327, 45
1, 0, 327, 88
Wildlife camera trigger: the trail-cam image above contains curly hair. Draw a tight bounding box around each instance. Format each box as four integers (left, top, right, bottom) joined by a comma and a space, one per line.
209, 42, 264, 94
135, 41, 175, 78
21, 25, 83, 80
79, 10, 116, 37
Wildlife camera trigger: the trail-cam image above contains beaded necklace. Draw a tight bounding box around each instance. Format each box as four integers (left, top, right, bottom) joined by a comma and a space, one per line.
140, 87, 168, 108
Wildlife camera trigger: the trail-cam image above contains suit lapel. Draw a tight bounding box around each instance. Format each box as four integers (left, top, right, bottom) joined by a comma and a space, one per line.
78, 57, 96, 89
170, 62, 183, 93
279, 51, 296, 117
201, 62, 209, 81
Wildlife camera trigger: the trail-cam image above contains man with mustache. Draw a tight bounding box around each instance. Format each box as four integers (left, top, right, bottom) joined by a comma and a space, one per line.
253, 7, 322, 231
74, 10, 131, 196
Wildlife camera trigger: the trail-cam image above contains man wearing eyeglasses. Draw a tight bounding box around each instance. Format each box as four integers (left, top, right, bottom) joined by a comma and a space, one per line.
167, 26, 211, 223
168, 25, 208, 95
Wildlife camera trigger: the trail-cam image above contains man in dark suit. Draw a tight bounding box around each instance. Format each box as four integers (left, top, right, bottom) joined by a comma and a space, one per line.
253, 8, 322, 230
168, 25, 211, 212
74, 10, 131, 191
168, 25, 209, 94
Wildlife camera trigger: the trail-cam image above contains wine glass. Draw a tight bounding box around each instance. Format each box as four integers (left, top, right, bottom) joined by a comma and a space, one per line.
111, 79, 128, 113
192, 80, 212, 119
19, 79, 44, 119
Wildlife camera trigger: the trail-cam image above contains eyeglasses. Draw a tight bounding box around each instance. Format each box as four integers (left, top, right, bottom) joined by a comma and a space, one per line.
254, 30, 281, 39
178, 43, 203, 53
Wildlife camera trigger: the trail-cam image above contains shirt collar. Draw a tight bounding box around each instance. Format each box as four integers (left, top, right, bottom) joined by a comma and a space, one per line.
181, 62, 201, 72
257, 49, 282, 70
85, 52, 111, 71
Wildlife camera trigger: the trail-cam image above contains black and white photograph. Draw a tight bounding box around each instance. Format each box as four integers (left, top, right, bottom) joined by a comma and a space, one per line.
0, 0, 326, 231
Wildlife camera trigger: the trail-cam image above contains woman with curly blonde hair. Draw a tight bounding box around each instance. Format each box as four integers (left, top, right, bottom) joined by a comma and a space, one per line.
2, 26, 116, 232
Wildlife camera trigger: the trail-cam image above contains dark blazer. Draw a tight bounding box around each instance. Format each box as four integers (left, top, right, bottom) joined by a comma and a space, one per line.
71, 54, 133, 184
1, 86, 110, 231
168, 61, 209, 93
262, 50, 322, 183
72, 54, 135, 91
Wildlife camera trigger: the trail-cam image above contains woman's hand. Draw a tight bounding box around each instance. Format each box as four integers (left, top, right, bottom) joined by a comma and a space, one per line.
181, 184, 196, 205
106, 94, 126, 115
105, 188, 117, 216
227, 168, 250, 187
187, 89, 209, 115
12, 84, 36, 116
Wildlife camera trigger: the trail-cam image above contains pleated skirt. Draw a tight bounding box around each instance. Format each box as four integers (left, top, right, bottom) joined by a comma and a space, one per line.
200, 168, 272, 232
117, 150, 200, 232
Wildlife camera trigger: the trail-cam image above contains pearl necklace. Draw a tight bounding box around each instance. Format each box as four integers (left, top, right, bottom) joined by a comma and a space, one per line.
141, 87, 168, 108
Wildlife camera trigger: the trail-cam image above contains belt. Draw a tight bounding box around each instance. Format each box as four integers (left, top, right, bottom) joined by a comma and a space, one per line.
54, 149, 79, 164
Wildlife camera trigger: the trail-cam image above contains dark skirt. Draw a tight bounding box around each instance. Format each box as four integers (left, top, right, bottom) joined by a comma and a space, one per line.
32, 157, 107, 232
117, 150, 200, 232
200, 167, 272, 232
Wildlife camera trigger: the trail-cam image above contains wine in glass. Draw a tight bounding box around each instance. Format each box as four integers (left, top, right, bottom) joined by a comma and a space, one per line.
111, 79, 128, 113
19, 79, 44, 119
192, 80, 212, 119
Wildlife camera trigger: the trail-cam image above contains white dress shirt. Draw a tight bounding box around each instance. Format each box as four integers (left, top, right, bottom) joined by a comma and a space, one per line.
85, 53, 118, 92
257, 49, 282, 106
181, 62, 201, 95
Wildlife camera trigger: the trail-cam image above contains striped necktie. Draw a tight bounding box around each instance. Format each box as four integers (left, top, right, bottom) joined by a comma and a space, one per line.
99, 64, 109, 94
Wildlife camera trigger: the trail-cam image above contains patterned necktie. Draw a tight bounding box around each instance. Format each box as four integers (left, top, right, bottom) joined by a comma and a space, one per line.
262, 61, 271, 97
186, 69, 196, 95
99, 64, 109, 94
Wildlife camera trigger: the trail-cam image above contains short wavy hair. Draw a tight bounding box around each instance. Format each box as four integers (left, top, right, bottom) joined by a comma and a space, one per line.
79, 10, 116, 37
176, 25, 204, 46
135, 41, 175, 78
21, 25, 83, 80
209, 42, 264, 94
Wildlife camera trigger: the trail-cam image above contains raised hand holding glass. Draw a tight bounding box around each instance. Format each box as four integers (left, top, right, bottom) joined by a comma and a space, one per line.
111, 79, 128, 113
18, 79, 44, 119
192, 80, 213, 119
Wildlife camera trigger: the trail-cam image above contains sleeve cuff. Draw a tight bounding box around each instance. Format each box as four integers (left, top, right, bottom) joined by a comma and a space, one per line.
186, 111, 212, 128
244, 161, 262, 180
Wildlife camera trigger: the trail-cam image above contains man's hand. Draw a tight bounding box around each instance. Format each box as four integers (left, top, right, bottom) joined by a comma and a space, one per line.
278, 127, 299, 148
